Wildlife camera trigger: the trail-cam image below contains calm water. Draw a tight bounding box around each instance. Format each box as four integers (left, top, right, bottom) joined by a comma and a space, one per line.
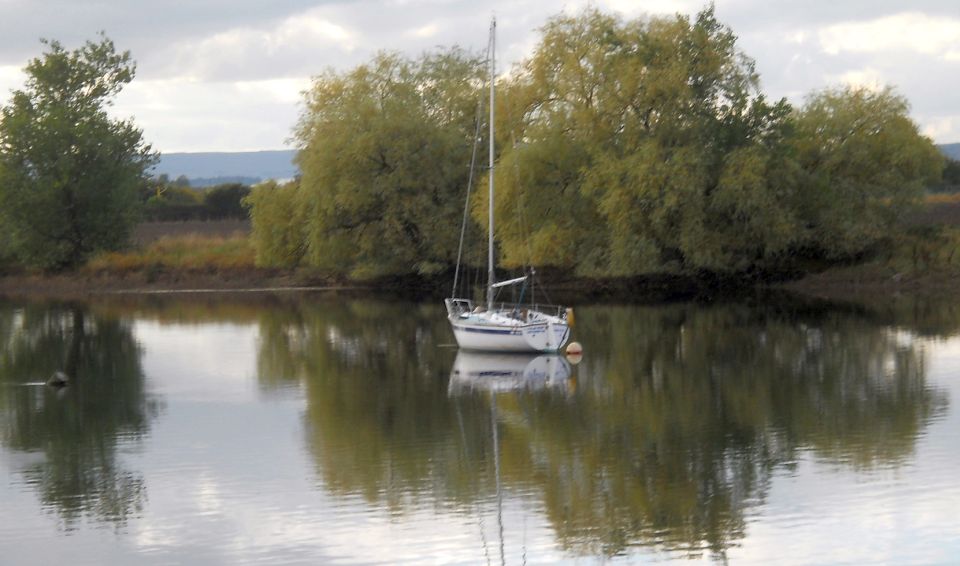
0, 293, 958, 564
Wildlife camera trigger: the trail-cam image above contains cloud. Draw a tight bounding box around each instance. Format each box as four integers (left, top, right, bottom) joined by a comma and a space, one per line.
165, 9, 360, 82
0, 0, 321, 65
818, 12, 960, 59
921, 115, 960, 141
4, 0, 960, 150
406, 22, 440, 39
829, 67, 886, 90
0, 65, 25, 98
112, 78, 305, 152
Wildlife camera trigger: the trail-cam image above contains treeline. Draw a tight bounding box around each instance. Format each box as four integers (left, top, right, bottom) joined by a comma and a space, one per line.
141, 175, 251, 221
930, 159, 960, 193
247, 7, 944, 280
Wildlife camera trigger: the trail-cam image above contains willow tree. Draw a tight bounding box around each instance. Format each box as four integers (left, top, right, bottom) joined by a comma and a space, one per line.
244, 179, 306, 269
292, 49, 485, 278
792, 87, 944, 257
484, 7, 800, 275
0, 35, 156, 270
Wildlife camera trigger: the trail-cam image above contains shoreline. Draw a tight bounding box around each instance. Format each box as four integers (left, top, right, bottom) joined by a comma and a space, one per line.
3, 263, 959, 304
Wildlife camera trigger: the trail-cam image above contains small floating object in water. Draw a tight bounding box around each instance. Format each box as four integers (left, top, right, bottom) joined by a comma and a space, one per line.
46, 371, 69, 388
566, 342, 583, 355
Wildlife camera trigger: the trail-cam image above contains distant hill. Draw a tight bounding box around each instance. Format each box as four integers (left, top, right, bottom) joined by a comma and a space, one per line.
940, 143, 960, 160
158, 145, 958, 186
154, 150, 298, 186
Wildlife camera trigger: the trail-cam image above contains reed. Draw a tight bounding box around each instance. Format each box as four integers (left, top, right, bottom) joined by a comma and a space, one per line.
86, 234, 256, 274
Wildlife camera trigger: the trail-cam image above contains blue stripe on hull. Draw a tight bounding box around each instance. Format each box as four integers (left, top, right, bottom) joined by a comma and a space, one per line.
460, 326, 518, 335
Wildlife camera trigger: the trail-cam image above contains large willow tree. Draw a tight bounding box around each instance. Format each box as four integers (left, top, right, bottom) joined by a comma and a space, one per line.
292, 49, 485, 279
792, 87, 943, 257
485, 8, 801, 275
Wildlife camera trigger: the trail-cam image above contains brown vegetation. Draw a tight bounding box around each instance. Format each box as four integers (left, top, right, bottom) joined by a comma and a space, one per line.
132, 219, 251, 246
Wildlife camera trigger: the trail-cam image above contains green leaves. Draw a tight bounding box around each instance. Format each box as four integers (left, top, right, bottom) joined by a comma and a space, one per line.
246, 7, 944, 279
281, 50, 485, 278
0, 34, 155, 270
791, 87, 943, 257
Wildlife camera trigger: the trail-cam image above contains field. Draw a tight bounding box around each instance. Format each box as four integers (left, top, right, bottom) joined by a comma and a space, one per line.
907, 194, 960, 226
133, 219, 251, 246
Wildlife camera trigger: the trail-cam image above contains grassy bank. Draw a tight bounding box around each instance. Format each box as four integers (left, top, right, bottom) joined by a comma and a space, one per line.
4, 209, 960, 302
785, 225, 960, 299
0, 234, 331, 299
86, 234, 256, 275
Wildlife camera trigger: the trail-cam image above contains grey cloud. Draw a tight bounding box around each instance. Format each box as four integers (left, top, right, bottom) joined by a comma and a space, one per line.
4, 0, 959, 149
0, 0, 334, 66
717, 0, 960, 31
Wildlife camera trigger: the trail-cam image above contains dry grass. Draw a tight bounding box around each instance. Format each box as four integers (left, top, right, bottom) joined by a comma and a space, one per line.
86, 234, 256, 275
133, 219, 251, 246
925, 193, 960, 204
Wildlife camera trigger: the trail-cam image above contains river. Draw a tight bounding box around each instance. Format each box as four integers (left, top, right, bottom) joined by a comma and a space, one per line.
0, 292, 957, 564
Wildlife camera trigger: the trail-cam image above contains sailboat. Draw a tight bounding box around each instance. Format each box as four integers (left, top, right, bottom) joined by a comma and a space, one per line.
444, 18, 571, 353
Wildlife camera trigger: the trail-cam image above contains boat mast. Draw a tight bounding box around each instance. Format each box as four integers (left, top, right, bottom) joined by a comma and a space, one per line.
487, 17, 496, 312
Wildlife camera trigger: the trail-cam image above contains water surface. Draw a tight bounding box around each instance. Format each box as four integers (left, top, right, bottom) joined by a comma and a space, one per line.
0, 294, 957, 564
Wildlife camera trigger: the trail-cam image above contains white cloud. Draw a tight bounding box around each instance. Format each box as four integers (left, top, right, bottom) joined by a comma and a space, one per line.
830, 67, 886, 90
111, 77, 304, 152
786, 30, 809, 45
819, 12, 960, 59
921, 115, 959, 141
406, 22, 440, 39
167, 9, 359, 82
0, 65, 25, 97
599, 0, 700, 17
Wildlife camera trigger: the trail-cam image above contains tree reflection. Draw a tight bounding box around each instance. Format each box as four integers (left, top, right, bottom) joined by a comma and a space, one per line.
256, 300, 468, 507
255, 297, 947, 560
0, 302, 158, 529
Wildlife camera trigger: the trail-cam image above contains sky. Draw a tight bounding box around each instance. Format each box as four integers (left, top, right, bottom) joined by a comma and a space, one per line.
0, 0, 958, 153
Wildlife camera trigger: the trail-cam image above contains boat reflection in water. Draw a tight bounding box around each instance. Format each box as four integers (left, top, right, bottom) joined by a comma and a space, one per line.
447, 351, 572, 565
447, 351, 572, 395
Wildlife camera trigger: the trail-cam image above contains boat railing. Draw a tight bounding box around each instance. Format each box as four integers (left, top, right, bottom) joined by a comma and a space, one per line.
492, 302, 568, 320
447, 298, 568, 322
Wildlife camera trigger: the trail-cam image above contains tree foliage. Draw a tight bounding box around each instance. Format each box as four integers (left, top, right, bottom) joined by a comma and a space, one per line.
792, 87, 943, 256
0, 34, 156, 270
290, 49, 486, 278
248, 7, 944, 279
244, 179, 306, 268
139, 177, 253, 221
482, 8, 799, 274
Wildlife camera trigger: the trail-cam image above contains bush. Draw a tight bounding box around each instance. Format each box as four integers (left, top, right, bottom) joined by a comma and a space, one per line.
244, 180, 306, 268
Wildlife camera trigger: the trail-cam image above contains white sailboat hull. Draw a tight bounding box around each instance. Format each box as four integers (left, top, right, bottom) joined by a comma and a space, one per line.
449, 316, 570, 353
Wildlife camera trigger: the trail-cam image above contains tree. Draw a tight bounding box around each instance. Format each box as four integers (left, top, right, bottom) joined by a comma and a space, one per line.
203, 183, 251, 219
0, 34, 156, 270
291, 49, 485, 279
933, 158, 960, 192
244, 179, 306, 268
484, 7, 800, 275
792, 87, 944, 257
